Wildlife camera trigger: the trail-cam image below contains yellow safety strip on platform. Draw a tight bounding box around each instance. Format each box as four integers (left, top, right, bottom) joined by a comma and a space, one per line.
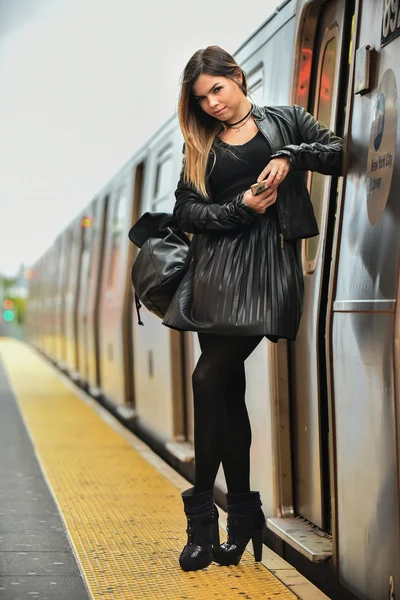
0, 339, 296, 600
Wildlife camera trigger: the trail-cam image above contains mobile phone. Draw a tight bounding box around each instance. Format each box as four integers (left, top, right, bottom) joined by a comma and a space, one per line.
250, 179, 268, 196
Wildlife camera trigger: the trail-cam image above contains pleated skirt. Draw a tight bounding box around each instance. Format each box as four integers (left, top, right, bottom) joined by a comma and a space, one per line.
162, 217, 304, 341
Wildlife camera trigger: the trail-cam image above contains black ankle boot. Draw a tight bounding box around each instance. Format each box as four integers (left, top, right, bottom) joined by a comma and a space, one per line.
213, 491, 265, 566
179, 487, 220, 572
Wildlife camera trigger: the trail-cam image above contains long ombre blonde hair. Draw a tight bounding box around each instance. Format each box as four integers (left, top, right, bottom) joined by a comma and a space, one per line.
178, 46, 249, 199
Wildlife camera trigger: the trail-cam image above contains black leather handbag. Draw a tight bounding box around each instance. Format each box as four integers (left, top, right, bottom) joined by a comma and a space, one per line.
128, 212, 192, 324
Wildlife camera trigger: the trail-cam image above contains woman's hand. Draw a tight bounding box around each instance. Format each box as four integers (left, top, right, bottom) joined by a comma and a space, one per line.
241, 156, 290, 214
257, 157, 291, 188
242, 186, 278, 214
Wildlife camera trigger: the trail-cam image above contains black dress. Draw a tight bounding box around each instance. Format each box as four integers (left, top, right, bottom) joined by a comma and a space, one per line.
162, 130, 304, 341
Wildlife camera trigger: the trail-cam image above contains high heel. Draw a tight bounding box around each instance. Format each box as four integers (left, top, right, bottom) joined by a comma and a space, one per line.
179, 487, 220, 572
213, 491, 265, 566
251, 526, 264, 562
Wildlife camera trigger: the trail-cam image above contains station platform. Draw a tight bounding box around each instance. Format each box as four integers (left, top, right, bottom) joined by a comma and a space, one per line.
0, 338, 329, 600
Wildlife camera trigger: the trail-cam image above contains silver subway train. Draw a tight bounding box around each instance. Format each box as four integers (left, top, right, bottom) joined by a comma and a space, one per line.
26, 1, 400, 598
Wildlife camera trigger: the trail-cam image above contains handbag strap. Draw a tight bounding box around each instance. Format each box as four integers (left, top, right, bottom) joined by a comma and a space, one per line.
129, 212, 189, 248
135, 292, 144, 327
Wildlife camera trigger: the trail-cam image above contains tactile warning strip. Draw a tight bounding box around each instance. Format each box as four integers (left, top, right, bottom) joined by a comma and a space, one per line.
0, 339, 297, 600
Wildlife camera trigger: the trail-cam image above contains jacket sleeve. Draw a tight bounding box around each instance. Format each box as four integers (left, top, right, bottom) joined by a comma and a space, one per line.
172, 156, 258, 234
270, 105, 343, 176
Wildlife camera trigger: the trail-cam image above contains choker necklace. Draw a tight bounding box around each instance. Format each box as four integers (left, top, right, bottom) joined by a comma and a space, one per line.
226, 104, 253, 131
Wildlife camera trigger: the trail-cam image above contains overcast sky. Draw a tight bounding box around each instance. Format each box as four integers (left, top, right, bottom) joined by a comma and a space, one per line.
0, 0, 281, 277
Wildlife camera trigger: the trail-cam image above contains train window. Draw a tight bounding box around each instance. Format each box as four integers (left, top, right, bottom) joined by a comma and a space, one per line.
107, 188, 127, 289
57, 237, 65, 289
152, 146, 173, 211
305, 35, 337, 265
82, 224, 90, 254
66, 228, 78, 291
80, 212, 93, 307
63, 230, 72, 291
247, 64, 264, 99
92, 200, 99, 237
81, 201, 97, 256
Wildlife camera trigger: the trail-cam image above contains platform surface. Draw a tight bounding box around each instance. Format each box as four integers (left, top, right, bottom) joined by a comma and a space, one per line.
0, 347, 89, 599
0, 339, 330, 599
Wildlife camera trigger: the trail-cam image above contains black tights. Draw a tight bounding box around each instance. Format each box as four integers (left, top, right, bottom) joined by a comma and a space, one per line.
192, 333, 263, 494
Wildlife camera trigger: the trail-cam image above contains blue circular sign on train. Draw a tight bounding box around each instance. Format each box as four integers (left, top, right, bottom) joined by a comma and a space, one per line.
366, 69, 397, 226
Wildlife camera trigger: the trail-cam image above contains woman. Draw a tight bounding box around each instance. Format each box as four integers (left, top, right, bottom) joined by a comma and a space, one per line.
162, 45, 343, 572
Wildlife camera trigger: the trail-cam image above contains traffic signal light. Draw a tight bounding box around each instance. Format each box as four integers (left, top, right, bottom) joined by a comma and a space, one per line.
3, 299, 14, 310
3, 310, 14, 322
3, 299, 15, 322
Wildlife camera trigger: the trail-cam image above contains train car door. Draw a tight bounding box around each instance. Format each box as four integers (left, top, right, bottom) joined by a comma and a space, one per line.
329, 1, 400, 596
77, 203, 96, 384
288, 0, 351, 531
99, 181, 132, 407
64, 218, 83, 378
54, 234, 68, 367
86, 195, 108, 396
132, 135, 186, 451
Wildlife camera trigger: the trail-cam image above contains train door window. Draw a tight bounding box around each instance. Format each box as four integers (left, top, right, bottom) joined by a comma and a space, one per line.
65, 230, 73, 287
67, 228, 78, 293
107, 189, 126, 291
58, 237, 66, 293
305, 34, 338, 269
247, 64, 264, 103
152, 146, 174, 212
61, 233, 69, 300
91, 200, 99, 242
88, 201, 99, 279
80, 203, 96, 306
82, 201, 97, 261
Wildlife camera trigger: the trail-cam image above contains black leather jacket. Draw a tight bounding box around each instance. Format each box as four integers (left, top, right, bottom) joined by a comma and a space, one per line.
173, 103, 343, 241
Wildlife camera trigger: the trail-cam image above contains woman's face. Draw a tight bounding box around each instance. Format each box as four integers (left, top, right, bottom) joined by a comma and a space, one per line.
192, 72, 245, 121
